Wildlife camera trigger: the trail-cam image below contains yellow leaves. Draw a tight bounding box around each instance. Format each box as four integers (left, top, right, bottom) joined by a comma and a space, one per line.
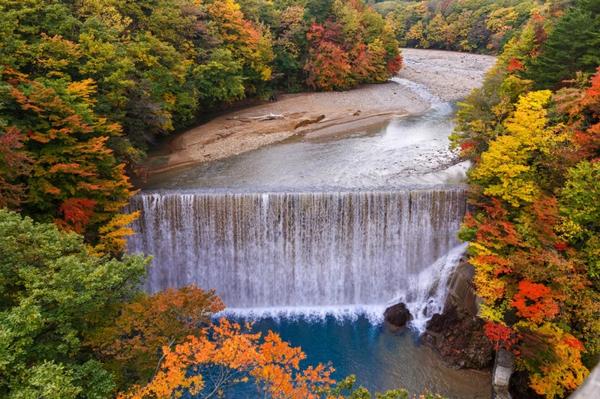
67, 79, 97, 104
471, 90, 567, 207
48, 163, 94, 177
95, 211, 139, 256
36, 33, 81, 76
505, 90, 551, 144
522, 323, 589, 399
479, 303, 507, 323
474, 268, 506, 303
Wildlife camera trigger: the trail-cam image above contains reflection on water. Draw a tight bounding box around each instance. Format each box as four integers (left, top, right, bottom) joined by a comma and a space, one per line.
145, 103, 469, 191
219, 316, 491, 399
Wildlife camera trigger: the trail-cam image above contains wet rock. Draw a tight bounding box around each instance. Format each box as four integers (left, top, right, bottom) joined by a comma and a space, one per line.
445, 262, 478, 316
384, 302, 412, 328
509, 371, 544, 399
422, 305, 493, 369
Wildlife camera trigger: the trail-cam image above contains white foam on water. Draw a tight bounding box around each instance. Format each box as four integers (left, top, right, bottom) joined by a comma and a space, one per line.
390, 77, 453, 115
129, 77, 469, 335
216, 304, 387, 325
397, 243, 468, 333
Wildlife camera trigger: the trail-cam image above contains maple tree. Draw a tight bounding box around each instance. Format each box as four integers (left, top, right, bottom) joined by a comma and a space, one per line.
88, 286, 225, 389
119, 319, 336, 399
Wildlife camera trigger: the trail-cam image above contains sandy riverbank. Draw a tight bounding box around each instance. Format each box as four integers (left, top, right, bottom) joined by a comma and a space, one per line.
142, 49, 495, 175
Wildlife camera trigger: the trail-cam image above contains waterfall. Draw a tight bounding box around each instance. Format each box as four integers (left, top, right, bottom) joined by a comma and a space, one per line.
128, 187, 466, 329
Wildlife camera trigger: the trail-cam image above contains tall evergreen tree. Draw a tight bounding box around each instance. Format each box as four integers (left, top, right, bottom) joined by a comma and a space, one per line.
527, 1, 600, 88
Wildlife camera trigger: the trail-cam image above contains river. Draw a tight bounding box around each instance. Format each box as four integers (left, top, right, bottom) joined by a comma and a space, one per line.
128, 51, 493, 398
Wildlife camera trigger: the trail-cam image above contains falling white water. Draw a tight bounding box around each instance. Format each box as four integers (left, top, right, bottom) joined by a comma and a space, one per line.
128, 188, 466, 330
395, 243, 467, 332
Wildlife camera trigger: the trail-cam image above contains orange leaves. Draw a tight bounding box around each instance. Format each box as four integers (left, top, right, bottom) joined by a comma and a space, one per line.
524, 324, 588, 399
303, 16, 401, 91
119, 317, 335, 399
1, 67, 134, 247
89, 286, 224, 388
507, 58, 525, 73
304, 23, 352, 91
67, 79, 97, 104
511, 281, 559, 324
582, 66, 600, 106
386, 54, 403, 76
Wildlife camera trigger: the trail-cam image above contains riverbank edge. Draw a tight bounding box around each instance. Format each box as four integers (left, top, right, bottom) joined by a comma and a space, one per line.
138, 49, 496, 179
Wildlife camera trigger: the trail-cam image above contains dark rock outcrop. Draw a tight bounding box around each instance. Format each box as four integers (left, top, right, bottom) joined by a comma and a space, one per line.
421, 261, 493, 369
422, 305, 493, 369
444, 261, 478, 317
384, 302, 412, 328
509, 371, 544, 399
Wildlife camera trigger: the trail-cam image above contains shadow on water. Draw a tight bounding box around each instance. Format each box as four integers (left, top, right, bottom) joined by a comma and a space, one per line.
213, 316, 490, 399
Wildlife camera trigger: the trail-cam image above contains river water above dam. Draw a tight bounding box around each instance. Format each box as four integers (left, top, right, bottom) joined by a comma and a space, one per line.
144, 92, 469, 191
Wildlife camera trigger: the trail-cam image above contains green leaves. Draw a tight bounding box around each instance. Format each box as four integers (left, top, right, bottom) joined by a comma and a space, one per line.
527, 5, 600, 89
0, 209, 148, 398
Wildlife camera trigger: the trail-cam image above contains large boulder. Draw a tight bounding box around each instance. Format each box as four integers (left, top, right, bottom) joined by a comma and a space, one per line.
384, 302, 412, 328
445, 262, 478, 316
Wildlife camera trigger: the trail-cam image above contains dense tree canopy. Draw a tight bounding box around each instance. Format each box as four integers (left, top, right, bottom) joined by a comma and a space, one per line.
453, 0, 600, 397
0, 0, 402, 245
0, 209, 148, 398
374, 0, 536, 53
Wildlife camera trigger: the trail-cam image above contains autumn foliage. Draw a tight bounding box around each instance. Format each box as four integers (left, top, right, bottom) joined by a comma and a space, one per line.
88, 286, 225, 388
119, 319, 336, 399
454, 2, 600, 396
304, 1, 402, 91
0, 68, 135, 254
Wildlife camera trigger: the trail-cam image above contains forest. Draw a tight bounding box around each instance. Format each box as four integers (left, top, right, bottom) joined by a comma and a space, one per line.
373, 0, 537, 53
0, 0, 599, 398
451, 0, 600, 397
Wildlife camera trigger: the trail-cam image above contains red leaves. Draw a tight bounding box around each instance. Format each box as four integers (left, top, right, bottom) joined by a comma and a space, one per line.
1, 66, 134, 246
553, 241, 568, 252
386, 54, 403, 75
563, 335, 584, 351
58, 198, 97, 233
484, 321, 518, 351
304, 25, 352, 91
511, 280, 559, 323
460, 140, 476, 153
0, 127, 31, 208
583, 66, 600, 102
507, 58, 525, 73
